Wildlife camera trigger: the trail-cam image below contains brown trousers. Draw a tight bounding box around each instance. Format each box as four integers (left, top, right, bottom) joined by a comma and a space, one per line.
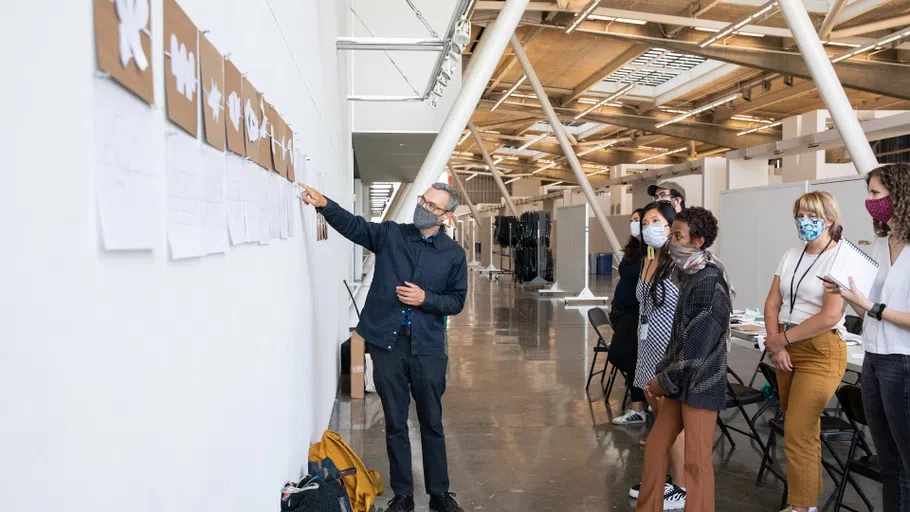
636, 398, 719, 512
777, 329, 847, 507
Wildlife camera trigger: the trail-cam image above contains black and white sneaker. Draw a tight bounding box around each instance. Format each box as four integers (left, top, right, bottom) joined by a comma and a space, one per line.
629, 475, 672, 499
662, 484, 686, 510
613, 409, 647, 425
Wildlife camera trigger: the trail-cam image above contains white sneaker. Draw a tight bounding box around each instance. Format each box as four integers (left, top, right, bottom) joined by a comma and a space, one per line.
663, 484, 686, 510
613, 409, 647, 425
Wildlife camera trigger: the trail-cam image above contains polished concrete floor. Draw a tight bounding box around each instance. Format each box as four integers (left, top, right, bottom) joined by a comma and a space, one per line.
329, 270, 881, 511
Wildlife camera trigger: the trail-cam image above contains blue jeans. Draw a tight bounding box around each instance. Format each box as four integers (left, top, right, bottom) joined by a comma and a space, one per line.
862, 352, 910, 512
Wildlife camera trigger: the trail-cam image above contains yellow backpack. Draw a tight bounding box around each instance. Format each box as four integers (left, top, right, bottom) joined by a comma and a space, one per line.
309, 430, 384, 512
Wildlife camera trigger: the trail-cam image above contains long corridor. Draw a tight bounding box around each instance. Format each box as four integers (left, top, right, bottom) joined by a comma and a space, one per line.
329, 270, 879, 512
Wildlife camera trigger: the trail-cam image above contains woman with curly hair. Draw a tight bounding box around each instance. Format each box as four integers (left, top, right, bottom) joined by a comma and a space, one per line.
824, 163, 910, 511
637, 207, 733, 512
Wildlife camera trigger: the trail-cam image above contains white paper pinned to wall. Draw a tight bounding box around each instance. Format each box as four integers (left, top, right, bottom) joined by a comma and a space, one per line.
165, 132, 205, 259
93, 78, 158, 251
201, 145, 228, 254
225, 155, 247, 245
269, 175, 281, 240
257, 169, 271, 244
279, 181, 289, 239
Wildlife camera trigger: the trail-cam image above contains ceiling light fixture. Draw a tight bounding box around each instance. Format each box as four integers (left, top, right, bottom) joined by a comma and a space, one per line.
517, 133, 548, 151
825, 41, 861, 48
577, 140, 620, 156
566, 0, 604, 34
697, 0, 777, 48
694, 26, 764, 37
588, 14, 648, 25
830, 26, 910, 63
654, 93, 740, 128
637, 146, 688, 163
504, 177, 521, 185
574, 83, 636, 120
736, 120, 783, 136
458, 131, 470, 145
491, 75, 527, 112
532, 160, 561, 175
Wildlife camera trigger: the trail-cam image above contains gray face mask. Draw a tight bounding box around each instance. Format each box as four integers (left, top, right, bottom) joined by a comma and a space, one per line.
413, 204, 442, 230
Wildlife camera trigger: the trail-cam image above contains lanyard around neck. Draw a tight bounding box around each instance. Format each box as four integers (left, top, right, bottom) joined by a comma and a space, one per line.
788, 238, 833, 317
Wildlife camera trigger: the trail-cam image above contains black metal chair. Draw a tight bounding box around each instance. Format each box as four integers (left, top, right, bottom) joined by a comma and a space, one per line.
585, 307, 613, 393
754, 364, 867, 510
833, 385, 879, 512
716, 367, 774, 452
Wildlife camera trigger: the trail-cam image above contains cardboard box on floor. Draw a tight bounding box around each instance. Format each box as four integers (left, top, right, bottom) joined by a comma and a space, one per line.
350, 331, 365, 399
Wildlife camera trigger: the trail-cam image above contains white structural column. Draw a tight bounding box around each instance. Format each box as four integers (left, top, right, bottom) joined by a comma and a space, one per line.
394, 0, 531, 223
509, 35, 624, 258
468, 121, 521, 217
777, 0, 879, 174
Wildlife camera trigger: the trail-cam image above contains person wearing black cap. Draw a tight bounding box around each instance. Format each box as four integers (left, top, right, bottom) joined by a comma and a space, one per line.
648, 181, 687, 213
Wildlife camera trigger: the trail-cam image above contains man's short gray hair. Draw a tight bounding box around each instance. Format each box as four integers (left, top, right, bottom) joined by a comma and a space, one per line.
431, 182, 460, 211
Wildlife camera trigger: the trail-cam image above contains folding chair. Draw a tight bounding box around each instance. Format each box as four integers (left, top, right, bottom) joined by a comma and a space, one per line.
585, 307, 612, 393
716, 367, 773, 452
832, 385, 878, 512
755, 364, 869, 510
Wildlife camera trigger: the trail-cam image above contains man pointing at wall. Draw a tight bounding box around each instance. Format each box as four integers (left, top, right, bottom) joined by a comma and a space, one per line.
299, 182, 468, 512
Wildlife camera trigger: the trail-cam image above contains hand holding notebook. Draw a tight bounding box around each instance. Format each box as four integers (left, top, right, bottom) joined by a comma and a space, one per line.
823, 239, 879, 298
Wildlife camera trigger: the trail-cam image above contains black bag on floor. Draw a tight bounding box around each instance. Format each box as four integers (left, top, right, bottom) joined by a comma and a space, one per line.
281, 475, 339, 511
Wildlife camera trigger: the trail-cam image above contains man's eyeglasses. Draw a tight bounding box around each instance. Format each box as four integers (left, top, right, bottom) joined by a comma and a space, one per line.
418, 195, 450, 214
655, 191, 674, 201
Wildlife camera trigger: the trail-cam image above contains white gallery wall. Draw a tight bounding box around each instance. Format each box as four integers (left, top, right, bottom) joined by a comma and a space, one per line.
0, 1, 353, 511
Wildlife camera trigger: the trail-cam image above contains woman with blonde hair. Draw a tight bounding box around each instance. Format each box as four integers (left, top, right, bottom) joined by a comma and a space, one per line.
763, 190, 847, 512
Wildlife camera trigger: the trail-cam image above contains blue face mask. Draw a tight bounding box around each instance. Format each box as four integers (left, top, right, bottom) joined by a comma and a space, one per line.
795, 217, 825, 242
642, 224, 669, 248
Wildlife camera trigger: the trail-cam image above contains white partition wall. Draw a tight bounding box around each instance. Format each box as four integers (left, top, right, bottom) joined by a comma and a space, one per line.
541, 204, 608, 304
719, 174, 874, 310
478, 216, 496, 270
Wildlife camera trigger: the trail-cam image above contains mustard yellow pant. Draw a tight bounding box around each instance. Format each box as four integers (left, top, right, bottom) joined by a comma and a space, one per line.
776, 329, 847, 508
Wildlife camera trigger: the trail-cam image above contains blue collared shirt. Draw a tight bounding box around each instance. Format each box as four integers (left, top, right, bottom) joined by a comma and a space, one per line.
402, 228, 443, 327
318, 199, 467, 355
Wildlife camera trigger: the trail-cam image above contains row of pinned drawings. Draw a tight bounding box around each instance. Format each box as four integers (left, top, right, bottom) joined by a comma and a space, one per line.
93, 0, 297, 181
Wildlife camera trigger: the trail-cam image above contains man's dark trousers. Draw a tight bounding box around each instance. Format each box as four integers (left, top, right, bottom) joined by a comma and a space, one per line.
372, 331, 449, 497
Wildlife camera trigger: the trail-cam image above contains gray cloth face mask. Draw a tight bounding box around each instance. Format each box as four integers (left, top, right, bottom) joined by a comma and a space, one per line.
413, 205, 441, 230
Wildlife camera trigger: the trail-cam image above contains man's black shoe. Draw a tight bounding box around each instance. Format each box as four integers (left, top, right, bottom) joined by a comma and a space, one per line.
385, 494, 415, 512
429, 492, 464, 512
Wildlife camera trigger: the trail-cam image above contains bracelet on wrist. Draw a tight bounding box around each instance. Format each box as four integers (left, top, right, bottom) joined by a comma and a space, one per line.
784, 331, 791, 345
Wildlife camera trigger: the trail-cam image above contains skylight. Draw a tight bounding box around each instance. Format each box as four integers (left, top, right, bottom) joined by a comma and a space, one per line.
604, 48, 707, 87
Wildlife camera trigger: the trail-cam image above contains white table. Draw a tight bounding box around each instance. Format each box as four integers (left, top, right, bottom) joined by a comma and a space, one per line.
731, 329, 865, 373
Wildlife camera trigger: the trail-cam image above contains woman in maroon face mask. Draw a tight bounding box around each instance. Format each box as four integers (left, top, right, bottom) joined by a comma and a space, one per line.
824, 163, 910, 511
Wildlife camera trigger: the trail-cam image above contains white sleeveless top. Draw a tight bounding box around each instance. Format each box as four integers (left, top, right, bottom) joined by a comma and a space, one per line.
862, 236, 910, 355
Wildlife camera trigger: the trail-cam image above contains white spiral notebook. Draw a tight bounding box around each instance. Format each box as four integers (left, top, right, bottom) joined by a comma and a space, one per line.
824, 239, 879, 298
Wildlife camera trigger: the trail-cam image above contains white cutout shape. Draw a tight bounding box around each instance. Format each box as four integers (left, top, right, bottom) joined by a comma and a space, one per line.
286, 138, 294, 167
115, 0, 150, 71
245, 99, 260, 142
206, 79, 222, 122
227, 91, 241, 131
169, 33, 196, 101
258, 99, 270, 142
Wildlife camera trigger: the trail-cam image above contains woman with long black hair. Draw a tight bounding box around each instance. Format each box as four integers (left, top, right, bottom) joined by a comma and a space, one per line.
609, 208, 648, 426
628, 201, 687, 509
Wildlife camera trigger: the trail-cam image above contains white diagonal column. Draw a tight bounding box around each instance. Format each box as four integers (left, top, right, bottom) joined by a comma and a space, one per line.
468, 121, 521, 217
449, 164, 483, 266
509, 35, 623, 258
777, 0, 879, 173
394, 0, 531, 222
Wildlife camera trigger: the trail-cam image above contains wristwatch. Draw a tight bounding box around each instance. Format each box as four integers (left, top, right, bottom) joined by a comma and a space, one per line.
870, 303, 887, 321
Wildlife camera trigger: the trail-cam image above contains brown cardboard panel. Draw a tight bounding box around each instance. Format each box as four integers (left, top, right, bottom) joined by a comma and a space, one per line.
163, 0, 199, 136
287, 128, 296, 183
224, 60, 245, 156
242, 77, 261, 164
255, 101, 274, 170
199, 35, 225, 151
93, 0, 154, 104
270, 107, 288, 177
350, 332, 365, 399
